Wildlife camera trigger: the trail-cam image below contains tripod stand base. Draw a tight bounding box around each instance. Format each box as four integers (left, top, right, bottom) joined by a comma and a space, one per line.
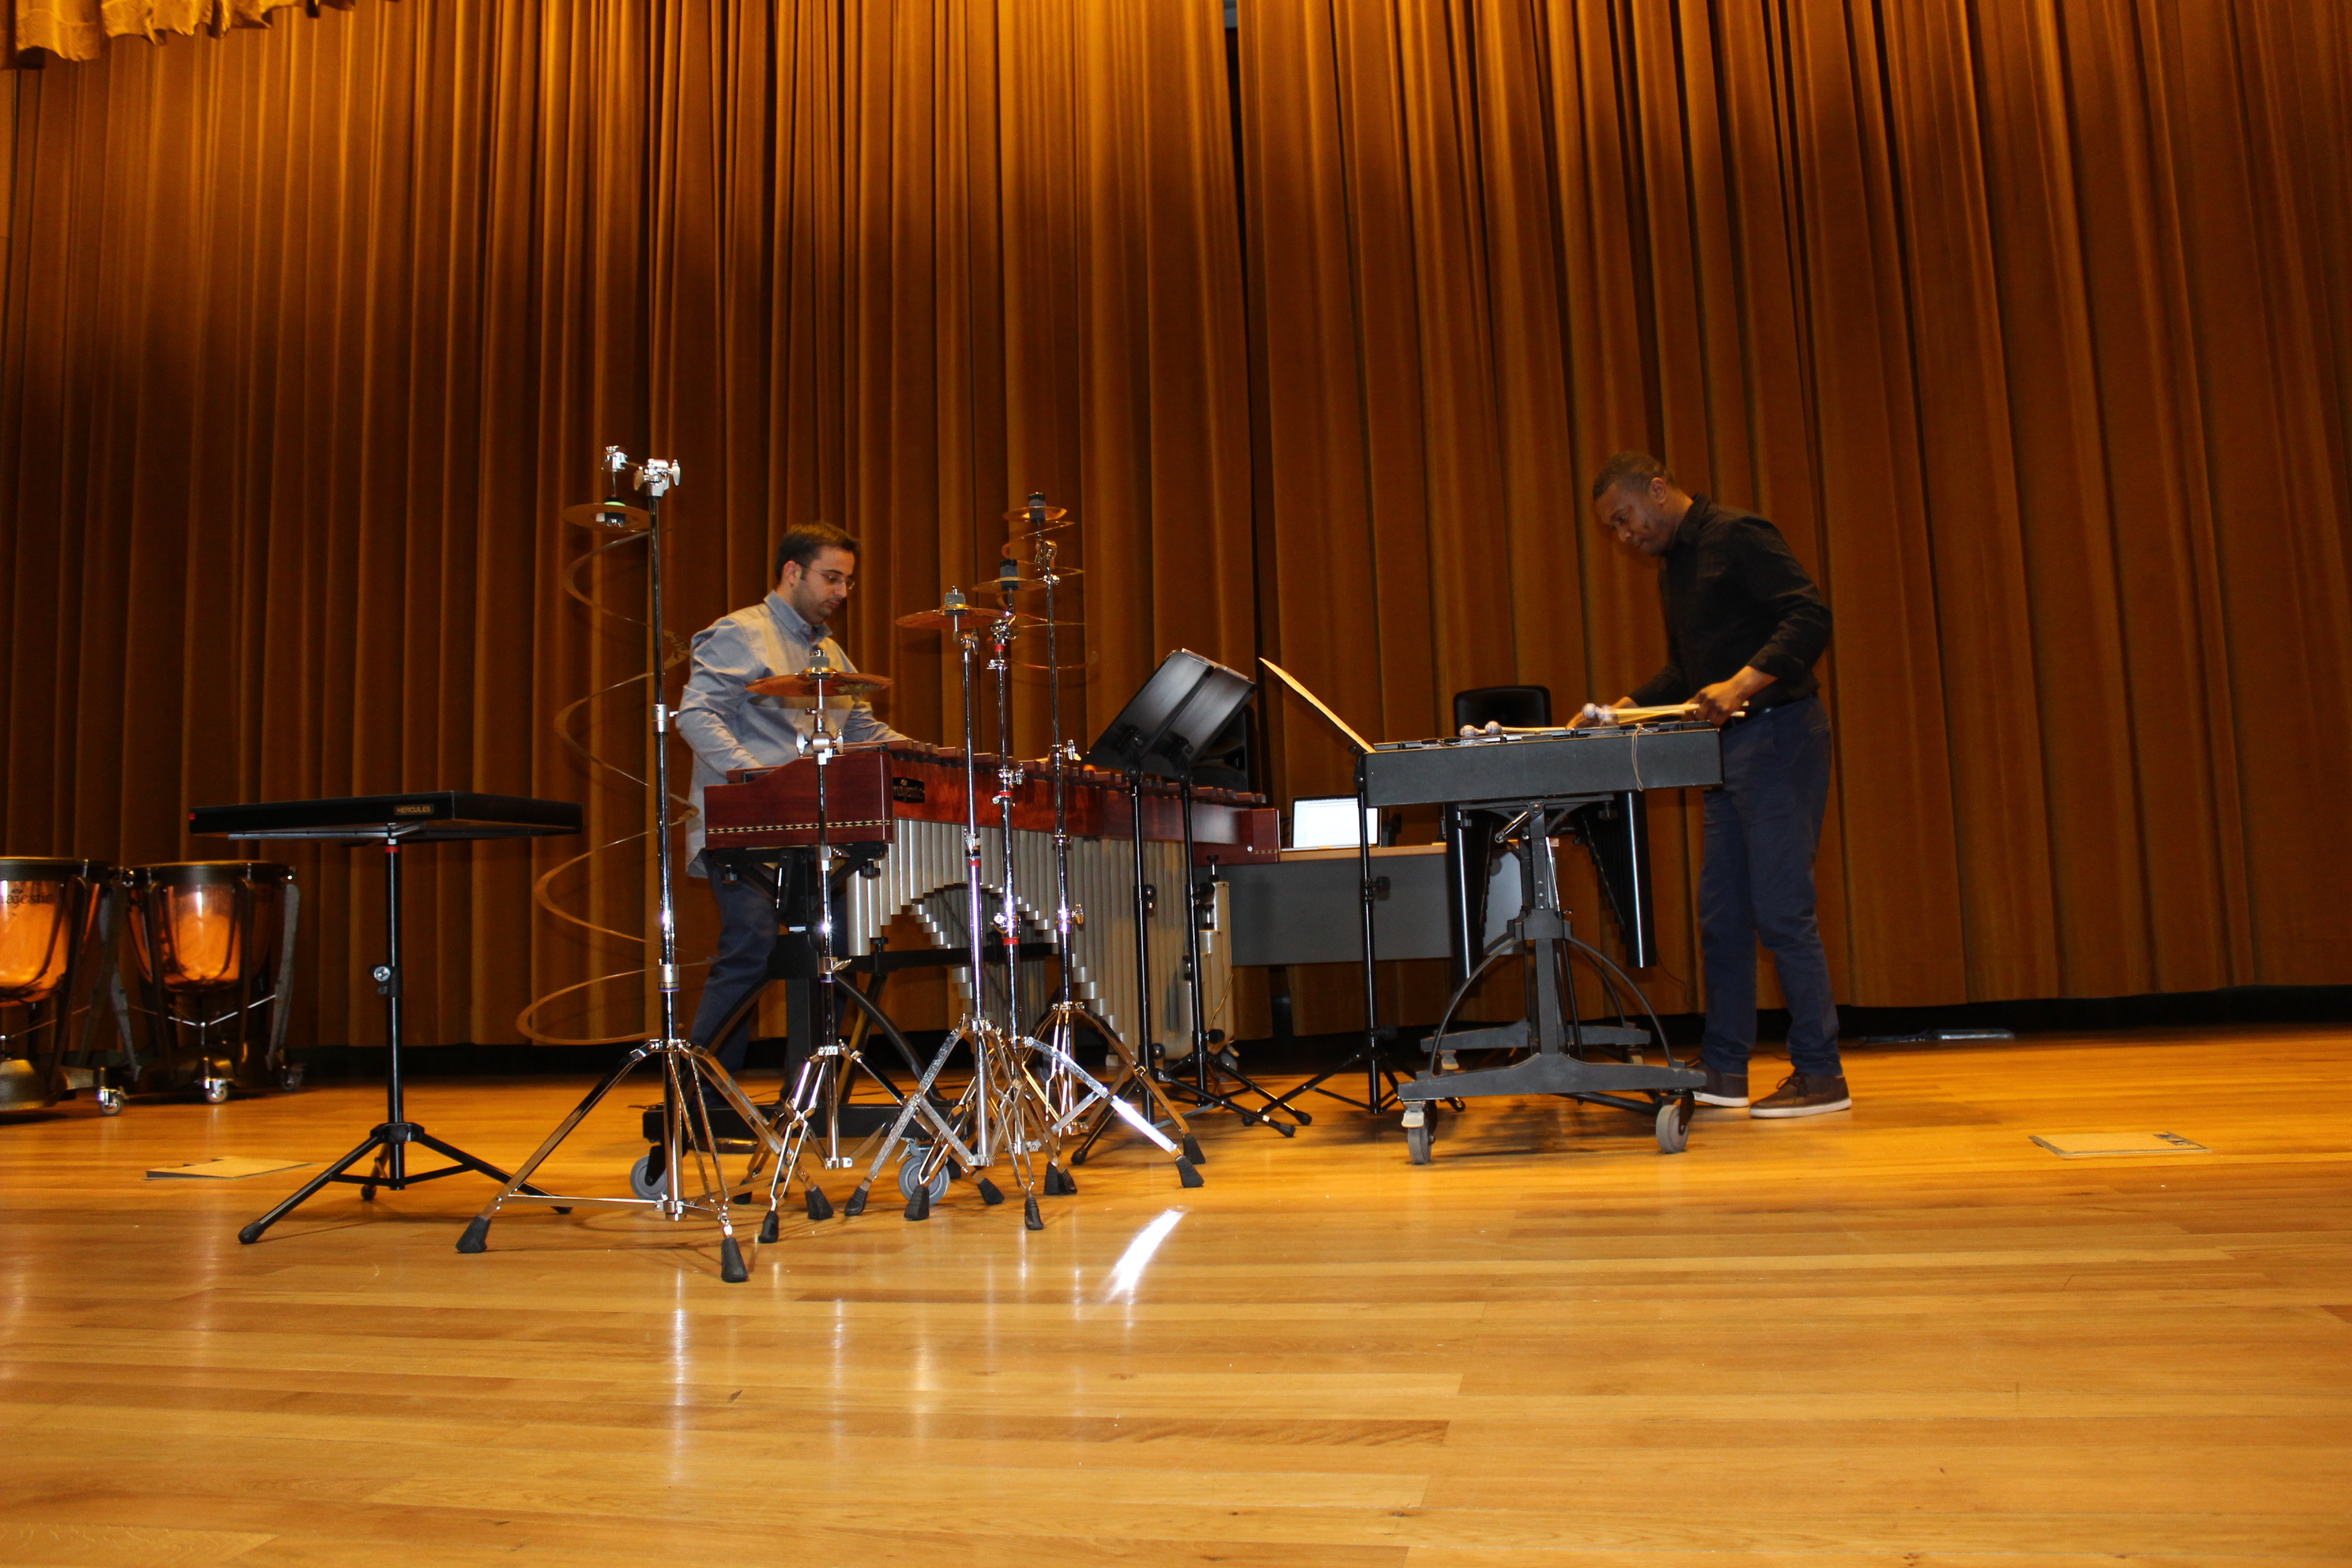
455, 1040, 783, 1281
240, 1121, 529, 1244
1259, 1034, 1414, 1117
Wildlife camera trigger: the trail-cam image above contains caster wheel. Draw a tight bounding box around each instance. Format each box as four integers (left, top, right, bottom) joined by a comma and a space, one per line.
200, 1078, 231, 1105
96, 1088, 126, 1116
896, 1154, 951, 1205
1405, 1122, 1433, 1165
1656, 1094, 1693, 1154
276, 1064, 306, 1093
630, 1153, 670, 1200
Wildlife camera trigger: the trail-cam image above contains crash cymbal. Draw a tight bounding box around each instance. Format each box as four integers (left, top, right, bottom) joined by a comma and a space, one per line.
1000, 504, 1073, 525
966, 570, 1083, 597
898, 606, 1043, 633
746, 669, 894, 700
560, 500, 652, 532
1009, 648, 1100, 674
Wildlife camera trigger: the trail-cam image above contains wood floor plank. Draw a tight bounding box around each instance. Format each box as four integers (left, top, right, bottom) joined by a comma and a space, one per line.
3, 1026, 2350, 1561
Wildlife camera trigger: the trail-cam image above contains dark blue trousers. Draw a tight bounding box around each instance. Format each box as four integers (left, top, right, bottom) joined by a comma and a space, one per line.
1697, 698, 1842, 1078
687, 860, 774, 1073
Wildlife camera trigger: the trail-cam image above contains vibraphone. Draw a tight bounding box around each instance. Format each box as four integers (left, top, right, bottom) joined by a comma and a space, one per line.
699, 744, 1277, 1046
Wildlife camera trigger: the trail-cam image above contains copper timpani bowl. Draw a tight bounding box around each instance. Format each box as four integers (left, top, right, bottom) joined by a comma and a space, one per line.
0, 858, 112, 1006
122, 862, 294, 994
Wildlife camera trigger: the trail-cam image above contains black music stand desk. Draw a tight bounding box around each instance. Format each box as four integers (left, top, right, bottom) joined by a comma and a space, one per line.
189, 792, 583, 1243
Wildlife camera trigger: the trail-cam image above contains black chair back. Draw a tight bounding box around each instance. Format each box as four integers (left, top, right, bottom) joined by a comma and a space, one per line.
1453, 685, 1552, 732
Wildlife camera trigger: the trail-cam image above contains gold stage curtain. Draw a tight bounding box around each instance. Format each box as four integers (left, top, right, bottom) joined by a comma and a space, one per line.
1239, 0, 2352, 1022
1, 0, 2346, 1049
0, 0, 1251, 1047
8, 0, 366, 66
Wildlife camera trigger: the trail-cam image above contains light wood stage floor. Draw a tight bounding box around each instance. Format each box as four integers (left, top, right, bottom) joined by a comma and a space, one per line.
3, 1026, 2349, 1566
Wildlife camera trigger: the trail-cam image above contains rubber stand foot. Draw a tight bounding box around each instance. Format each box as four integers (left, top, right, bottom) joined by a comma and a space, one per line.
1181, 1134, 1205, 1165
553, 1207, 572, 1215
904, 1188, 930, 1222
975, 1177, 1004, 1207
1045, 1166, 1075, 1196
758, 1210, 780, 1245
1290, 1109, 1314, 1126
236, 1222, 265, 1245
719, 1237, 749, 1284
1275, 1120, 1298, 1138
360, 1187, 376, 1203
1024, 1195, 1043, 1230
1071, 1148, 1088, 1167
1176, 1158, 1205, 1189
844, 1186, 870, 1218
805, 1186, 833, 1222
456, 1216, 490, 1254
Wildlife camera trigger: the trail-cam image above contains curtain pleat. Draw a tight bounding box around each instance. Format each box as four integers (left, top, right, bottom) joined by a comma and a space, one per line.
2, 0, 2345, 1047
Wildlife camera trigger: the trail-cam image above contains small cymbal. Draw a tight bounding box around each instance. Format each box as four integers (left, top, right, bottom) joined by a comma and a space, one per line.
747, 669, 894, 700
1009, 649, 1100, 674
560, 500, 652, 532
966, 570, 1083, 597
898, 606, 1043, 633
1000, 504, 1073, 524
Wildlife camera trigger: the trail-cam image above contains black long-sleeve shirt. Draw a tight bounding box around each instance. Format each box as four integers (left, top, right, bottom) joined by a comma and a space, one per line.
1627, 496, 1831, 709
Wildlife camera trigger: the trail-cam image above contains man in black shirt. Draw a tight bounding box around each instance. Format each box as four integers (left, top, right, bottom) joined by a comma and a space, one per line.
1586, 451, 1849, 1117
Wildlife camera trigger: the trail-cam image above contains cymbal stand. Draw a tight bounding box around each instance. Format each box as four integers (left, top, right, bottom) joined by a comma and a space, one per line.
975, 583, 1054, 1226
458, 451, 785, 1284
998, 500, 1203, 1181
842, 592, 993, 1222
748, 655, 860, 1239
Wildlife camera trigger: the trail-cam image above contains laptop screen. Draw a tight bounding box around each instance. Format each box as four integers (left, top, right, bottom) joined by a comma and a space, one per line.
1289, 796, 1379, 851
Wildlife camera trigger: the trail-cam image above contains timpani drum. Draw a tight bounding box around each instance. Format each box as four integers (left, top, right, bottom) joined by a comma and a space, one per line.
0, 858, 118, 1112
120, 861, 300, 1103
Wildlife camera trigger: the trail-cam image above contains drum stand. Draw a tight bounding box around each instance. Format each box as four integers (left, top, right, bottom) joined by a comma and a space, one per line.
457, 453, 785, 1284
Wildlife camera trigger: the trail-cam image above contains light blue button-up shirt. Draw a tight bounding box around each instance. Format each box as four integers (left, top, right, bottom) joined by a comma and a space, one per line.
675, 591, 904, 864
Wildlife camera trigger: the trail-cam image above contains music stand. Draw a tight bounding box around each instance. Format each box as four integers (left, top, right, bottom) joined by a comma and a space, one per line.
1082, 651, 1296, 1137
190, 791, 585, 1243
1255, 659, 1412, 1115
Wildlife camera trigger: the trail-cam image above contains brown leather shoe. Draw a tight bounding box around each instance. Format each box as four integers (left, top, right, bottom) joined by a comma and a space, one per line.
1749, 1072, 1852, 1118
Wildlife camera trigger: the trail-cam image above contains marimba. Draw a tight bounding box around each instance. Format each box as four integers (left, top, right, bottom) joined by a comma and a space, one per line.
700, 744, 1275, 1045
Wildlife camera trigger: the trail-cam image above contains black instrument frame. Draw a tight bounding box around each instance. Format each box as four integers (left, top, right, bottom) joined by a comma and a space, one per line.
191, 791, 584, 1243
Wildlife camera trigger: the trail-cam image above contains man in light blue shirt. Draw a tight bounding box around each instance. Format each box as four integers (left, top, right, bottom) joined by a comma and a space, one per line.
676, 523, 908, 1069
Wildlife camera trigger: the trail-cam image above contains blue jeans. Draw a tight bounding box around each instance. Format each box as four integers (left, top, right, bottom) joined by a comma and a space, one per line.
1697, 698, 1842, 1078
687, 860, 777, 1073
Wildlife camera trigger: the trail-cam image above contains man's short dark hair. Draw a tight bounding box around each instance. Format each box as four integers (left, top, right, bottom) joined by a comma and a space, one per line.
1589, 451, 1673, 501
774, 523, 860, 582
